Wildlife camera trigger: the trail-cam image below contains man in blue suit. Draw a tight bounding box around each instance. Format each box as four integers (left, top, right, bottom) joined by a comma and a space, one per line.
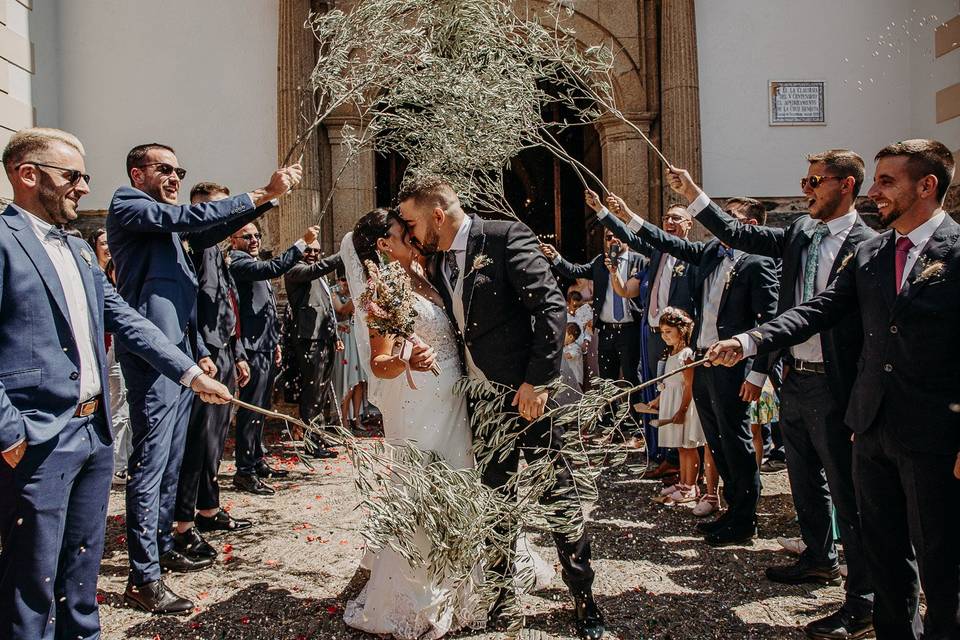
0, 128, 231, 640
228, 221, 335, 497
107, 142, 302, 612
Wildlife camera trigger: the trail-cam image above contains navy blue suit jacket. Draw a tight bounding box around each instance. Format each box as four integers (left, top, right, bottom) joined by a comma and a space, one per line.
552, 251, 647, 320
229, 245, 304, 354
106, 185, 261, 359
598, 213, 698, 320
0, 205, 196, 450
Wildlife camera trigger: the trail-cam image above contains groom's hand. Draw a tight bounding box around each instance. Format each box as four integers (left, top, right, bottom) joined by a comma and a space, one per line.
512, 383, 548, 422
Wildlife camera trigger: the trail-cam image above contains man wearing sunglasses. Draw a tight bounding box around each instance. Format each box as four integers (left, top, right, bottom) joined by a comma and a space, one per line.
283, 241, 343, 456
229, 221, 328, 496
106, 142, 302, 614
0, 128, 232, 640
666, 150, 877, 640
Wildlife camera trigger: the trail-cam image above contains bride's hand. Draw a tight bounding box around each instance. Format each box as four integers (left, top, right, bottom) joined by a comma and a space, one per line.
410, 342, 437, 372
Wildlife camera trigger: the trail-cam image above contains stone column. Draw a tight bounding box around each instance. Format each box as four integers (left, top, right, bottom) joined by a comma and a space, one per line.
273, 0, 323, 253
596, 112, 657, 221
659, 0, 703, 234
326, 113, 376, 244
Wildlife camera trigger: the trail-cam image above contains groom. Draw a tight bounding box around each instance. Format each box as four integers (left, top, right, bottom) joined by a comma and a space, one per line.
398, 176, 604, 639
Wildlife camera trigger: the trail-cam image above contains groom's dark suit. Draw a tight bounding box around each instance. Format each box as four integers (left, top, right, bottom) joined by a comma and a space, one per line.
743, 213, 960, 639
429, 213, 595, 595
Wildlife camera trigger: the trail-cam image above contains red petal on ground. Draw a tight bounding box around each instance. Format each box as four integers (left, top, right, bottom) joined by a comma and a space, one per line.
240, 616, 250, 624
96, 593, 105, 604
222, 544, 233, 553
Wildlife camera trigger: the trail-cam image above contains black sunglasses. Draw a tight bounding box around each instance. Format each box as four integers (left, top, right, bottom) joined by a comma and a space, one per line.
801, 175, 843, 190
18, 162, 91, 186
137, 162, 187, 180
240, 233, 262, 241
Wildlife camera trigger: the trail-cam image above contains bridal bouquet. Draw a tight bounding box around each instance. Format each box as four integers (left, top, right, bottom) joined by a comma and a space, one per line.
359, 259, 441, 383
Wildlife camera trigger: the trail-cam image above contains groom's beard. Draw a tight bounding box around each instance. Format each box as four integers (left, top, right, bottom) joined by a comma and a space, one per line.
412, 227, 441, 255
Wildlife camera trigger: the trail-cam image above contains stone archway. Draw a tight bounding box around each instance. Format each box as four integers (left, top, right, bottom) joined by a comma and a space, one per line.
275, 0, 703, 252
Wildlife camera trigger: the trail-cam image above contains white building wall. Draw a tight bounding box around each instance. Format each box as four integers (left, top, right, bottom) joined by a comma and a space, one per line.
695, 0, 959, 198
31, 0, 279, 209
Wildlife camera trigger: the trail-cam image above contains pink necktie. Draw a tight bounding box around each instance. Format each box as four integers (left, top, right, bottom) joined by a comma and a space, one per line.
894, 236, 914, 294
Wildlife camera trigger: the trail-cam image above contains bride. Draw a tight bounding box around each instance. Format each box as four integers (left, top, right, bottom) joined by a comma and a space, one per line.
340, 208, 483, 639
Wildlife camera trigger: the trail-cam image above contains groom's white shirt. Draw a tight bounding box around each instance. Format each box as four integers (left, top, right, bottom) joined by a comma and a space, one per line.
442, 216, 487, 381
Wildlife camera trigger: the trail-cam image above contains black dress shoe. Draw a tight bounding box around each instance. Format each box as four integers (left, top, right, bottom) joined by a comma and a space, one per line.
159, 549, 214, 573
766, 560, 842, 586
255, 461, 289, 478
124, 579, 193, 615
704, 524, 756, 546
804, 607, 874, 639
695, 511, 730, 535
307, 446, 337, 460
195, 509, 253, 533
173, 527, 217, 559
572, 593, 605, 639
233, 473, 276, 495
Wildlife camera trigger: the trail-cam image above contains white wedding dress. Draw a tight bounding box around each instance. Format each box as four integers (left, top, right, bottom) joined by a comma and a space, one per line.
340, 236, 484, 639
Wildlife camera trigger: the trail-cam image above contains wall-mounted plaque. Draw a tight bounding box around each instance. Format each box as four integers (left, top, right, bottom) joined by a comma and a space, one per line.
769, 81, 825, 126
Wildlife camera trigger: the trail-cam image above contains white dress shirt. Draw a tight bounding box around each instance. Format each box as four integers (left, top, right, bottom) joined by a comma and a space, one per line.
697, 251, 741, 349
16, 204, 102, 403
737, 211, 948, 359
789, 212, 858, 363
441, 216, 486, 380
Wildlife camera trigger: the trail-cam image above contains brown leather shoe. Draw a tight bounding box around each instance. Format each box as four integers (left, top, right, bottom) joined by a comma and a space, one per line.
124, 579, 193, 615
643, 460, 680, 479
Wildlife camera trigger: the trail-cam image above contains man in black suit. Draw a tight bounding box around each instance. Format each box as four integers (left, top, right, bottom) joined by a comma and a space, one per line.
667, 150, 878, 639
542, 230, 645, 389
398, 176, 604, 639
282, 241, 342, 454
172, 182, 268, 562
708, 140, 958, 640
229, 222, 333, 496
602, 192, 779, 545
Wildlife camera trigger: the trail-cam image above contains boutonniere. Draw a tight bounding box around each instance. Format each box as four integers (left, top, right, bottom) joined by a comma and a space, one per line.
79, 249, 93, 267
914, 256, 947, 284
466, 253, 492, 278
836, 251, 854, 273
672, 263, 687, 277
723, 267, 737, 290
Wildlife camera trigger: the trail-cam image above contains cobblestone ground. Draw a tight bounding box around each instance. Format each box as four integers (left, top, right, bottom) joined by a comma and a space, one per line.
98, 429, 846, 640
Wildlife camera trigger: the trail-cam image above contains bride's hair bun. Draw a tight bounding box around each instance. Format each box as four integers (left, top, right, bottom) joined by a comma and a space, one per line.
353, 208, 401, 275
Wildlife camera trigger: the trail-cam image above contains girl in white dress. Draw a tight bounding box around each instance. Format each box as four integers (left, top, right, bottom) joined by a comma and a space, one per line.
649, 307, 705, 504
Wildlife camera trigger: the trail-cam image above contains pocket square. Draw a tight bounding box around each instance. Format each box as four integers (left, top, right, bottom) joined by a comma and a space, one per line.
473, 273, 492, 287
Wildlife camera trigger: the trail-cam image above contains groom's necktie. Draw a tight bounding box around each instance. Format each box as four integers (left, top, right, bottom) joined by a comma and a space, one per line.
444, 250, 460, 289
611, 259, 625, 321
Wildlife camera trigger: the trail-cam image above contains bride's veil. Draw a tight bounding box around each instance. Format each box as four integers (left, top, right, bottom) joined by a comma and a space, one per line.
340, 232, 402, 412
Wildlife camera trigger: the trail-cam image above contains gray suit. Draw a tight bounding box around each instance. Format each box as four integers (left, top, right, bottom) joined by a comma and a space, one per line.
283, 255, 342, 424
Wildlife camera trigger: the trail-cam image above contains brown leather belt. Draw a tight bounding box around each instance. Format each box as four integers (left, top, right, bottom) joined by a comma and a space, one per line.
74, 395, 102, 418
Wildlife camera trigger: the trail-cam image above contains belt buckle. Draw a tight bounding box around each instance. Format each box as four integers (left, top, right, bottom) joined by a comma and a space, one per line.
77, 398, 98, 417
